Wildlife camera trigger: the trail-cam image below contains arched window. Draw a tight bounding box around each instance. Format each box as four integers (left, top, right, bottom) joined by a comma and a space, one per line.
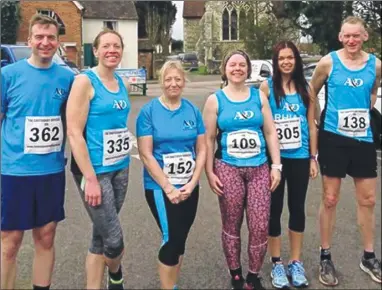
222, 9, 229, 40
231, 9, 237, 40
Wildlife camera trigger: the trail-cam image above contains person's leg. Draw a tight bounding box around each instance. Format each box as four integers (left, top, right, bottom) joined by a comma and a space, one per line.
245, 163, 271, 289
268, 159, 290, 289
317, 130, 348, 286
32, 171, 66, 288
145, 189, 181, 289
1, 230, 24, 289
285, 158, 310, 287
175, 186, 199, 281
214, 159, 246, 287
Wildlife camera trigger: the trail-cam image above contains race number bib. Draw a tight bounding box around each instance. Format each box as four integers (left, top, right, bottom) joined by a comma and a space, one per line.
275, 118, 302, 150
163, 152, 195, 185
337, 109, 369, 137
227, 130, 261, 158
103, 128, 131, 166
24, 116, 63, 154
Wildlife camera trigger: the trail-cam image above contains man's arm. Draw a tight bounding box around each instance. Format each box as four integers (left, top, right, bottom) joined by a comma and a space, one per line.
309, 55, 332, 125
371, 58, 381, 108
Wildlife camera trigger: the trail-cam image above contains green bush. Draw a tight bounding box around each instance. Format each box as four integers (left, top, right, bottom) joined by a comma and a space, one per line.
198, 65, 208, 75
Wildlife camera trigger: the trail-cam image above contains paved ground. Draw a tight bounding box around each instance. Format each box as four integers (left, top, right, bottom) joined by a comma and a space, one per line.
15, 81, 381, 289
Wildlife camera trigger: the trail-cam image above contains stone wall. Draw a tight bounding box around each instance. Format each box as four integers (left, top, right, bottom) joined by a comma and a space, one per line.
183, 19, 201, 52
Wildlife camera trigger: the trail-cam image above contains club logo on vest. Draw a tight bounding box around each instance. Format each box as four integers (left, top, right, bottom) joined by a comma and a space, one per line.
234, 110, 254, 120
183, 120, 196, 130
344, 78, 364, 88
53, 88, 67, 100
283, 103, 300, 112
113, 100, 128, 110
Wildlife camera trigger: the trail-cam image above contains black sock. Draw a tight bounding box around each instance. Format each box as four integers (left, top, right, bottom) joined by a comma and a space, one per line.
320, 247, 331, 261
246, 272, 259, 283
229, 267, 243, 278
272, 256, 282, 264
109, 265, 123, 281
33, 285, 50, 290
364, 250, 376, 260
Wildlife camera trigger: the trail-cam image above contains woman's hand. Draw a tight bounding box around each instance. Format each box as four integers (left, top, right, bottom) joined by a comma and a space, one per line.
207, 172, 224, 196
310, 159, 319, 179
270, 168, 281, 192
179, 181, 197, 201
84, 177, 102, 207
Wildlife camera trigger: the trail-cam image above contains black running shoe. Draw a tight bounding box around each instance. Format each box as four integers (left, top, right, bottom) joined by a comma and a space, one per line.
244, 276, 265, 290
107, 273, 124, 290
360, 256, 381, 284
231, 274, 245, 289
319, 259, 339, 286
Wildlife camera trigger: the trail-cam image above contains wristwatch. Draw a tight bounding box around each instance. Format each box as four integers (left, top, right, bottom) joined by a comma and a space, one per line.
271, 164, 283, 172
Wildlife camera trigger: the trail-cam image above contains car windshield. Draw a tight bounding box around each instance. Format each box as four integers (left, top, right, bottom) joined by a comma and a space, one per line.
11, 47, 66, 65
183, 54, 197, 61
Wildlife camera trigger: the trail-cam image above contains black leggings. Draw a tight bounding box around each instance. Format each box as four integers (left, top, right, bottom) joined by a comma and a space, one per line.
269, 157, 310, 237
145, 186, 199, 266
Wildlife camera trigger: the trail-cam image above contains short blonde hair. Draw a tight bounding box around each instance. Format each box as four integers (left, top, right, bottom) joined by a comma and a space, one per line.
29, 14, 59, 37
342, 16, 366, 28
159, 60, 186, 85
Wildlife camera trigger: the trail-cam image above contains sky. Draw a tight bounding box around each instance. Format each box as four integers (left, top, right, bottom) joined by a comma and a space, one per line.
172, 1, 184, 40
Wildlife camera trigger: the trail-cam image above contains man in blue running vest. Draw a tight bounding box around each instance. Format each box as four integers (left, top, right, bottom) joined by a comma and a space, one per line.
1, 15, 74, 289
311, 16, 381, 286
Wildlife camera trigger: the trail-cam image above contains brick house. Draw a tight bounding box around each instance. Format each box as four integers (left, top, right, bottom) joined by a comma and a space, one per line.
17, 0, 83, 67
17, 1, 138, 69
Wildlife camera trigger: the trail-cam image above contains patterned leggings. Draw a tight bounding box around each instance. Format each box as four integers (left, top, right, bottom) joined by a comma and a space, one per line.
214, 159, 271, 273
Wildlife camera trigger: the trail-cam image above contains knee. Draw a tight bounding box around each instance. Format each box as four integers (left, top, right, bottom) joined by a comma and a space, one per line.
323, 192, 339, 209
1, 233, 23, 260
159, 240, 183, 266
104, 237, 124, 259
358, 194, 376, 208
33, 226, 56, 250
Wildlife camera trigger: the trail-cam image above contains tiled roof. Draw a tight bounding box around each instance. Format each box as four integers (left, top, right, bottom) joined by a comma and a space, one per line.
81, 1, 138, 20
183, 1, 205, 18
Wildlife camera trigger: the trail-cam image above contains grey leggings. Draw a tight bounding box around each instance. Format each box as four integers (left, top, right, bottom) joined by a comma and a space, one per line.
74, 167, 129, 259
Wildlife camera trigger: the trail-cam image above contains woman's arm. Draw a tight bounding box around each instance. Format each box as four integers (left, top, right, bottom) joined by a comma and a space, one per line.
137, 136, 175, 195
260, 92, 280, 166
307, 84, 318, 157
66, 75, 95, 180
202, 94, 218, 177
189, 134, 207, 185
259, 80, 270, 98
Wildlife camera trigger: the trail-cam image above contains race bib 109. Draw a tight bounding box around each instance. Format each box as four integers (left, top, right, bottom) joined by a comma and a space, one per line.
24, 116, 63, 154
226, 130, 261, 158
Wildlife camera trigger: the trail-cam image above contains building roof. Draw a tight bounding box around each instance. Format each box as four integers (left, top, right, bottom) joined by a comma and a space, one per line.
183, 1, 205, 18
81, 1, 138, 20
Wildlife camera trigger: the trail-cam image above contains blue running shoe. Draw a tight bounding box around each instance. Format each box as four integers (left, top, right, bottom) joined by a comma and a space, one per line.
288, 260, 308, 288
271, 262, 290, 289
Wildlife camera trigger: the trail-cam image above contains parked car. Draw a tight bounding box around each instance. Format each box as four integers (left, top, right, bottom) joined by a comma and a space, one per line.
1, 44, 78, 74
166, 55, 181, 61
178, 52, 198, 71
304, 62, 381, 147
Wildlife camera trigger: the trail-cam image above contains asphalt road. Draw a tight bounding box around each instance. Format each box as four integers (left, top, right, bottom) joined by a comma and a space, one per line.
15, 80, 381, 289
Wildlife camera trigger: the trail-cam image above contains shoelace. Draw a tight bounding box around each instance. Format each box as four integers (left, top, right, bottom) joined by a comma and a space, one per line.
273, 264, 287, 277
291, 262, 305, 276
322, 259, 335, 273
370, 258, 381, 269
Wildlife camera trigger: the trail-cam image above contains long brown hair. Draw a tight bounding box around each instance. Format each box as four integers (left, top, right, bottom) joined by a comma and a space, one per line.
271, 41, 310, 108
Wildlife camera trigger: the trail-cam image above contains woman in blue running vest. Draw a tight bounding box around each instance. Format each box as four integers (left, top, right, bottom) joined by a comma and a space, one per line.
203, 50, 281, 290
136, 60, 206, 290
260, 41, 318, 289
66, 29, 131, 290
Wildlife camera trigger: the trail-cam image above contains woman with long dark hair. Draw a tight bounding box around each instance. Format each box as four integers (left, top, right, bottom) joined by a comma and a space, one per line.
260, 41, 318, 288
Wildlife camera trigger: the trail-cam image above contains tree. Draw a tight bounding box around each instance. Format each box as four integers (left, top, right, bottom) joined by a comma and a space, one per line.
135, 1, 177, 55
1, 1, 21, 44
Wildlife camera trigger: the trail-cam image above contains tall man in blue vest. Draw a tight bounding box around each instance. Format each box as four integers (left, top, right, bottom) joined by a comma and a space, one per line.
311, 16, 381, 286
1, 14, 74, 289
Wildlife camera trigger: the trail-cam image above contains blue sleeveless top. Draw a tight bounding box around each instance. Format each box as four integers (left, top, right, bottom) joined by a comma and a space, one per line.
321, 51, 375, 142
268, 79, 309, 158
84, 69, 131, 174
215, 87, 267, 167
